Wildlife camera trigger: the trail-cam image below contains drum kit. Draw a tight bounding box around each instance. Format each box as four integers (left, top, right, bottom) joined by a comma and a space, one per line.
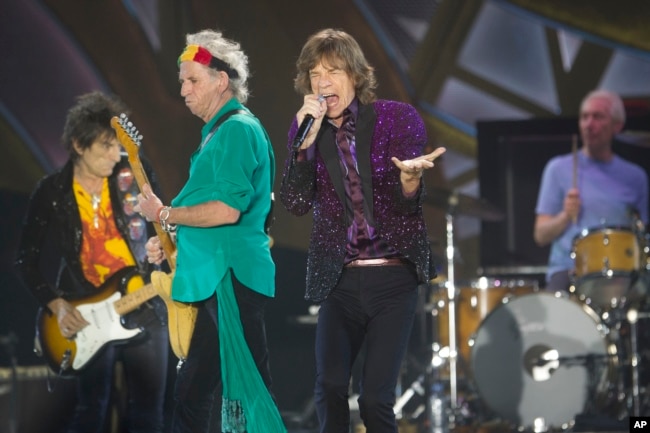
400, 188, 650, 432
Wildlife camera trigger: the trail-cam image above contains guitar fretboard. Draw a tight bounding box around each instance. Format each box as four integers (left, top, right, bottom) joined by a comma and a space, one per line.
113, 283, 157, 315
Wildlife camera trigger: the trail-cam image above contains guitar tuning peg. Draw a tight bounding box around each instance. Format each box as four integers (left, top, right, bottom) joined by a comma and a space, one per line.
127, 122, 133, 128
119, 113, 127, 120
138, 134, 144, 141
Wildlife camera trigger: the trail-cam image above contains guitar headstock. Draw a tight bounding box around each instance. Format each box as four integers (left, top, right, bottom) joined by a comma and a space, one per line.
111, 114, 143, 160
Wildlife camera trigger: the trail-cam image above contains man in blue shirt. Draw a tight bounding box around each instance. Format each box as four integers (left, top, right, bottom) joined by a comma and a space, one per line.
534, 89, 648, 303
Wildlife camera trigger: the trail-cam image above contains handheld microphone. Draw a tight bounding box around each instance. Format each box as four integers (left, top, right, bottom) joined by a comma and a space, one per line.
292, 115, 315, 150
292, 95, 324, 150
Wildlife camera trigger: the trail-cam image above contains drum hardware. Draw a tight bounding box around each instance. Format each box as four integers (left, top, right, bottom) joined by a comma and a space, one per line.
625, 308, 650, 416
441, 192, 460, 427
423, 188, 505, 222
421, 188, 505, 430
393, 357, 448, 427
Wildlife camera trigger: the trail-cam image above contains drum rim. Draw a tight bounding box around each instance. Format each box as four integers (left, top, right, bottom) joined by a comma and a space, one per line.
449, 277, 540, 290
572, 225, 636, 243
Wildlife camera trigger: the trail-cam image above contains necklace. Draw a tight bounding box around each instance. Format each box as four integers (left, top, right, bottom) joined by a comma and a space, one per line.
91, 194, 101, 228
74, 177, 106, 229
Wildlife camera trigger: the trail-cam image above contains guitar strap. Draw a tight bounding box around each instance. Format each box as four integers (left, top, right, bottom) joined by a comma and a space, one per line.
201, 109, 247, 149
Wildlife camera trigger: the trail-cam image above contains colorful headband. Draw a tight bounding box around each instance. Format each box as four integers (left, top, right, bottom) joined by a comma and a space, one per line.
178, 44, 239, 79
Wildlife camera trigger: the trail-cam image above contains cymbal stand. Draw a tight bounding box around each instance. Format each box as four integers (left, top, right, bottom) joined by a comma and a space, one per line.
443, 193, 460, 424
626, 308, 650, 416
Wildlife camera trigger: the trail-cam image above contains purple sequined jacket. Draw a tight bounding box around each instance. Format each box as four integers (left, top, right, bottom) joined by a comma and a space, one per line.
280, 99, 437, 302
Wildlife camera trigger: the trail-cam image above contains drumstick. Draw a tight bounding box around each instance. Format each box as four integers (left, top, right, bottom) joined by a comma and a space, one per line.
571, 134, 577, 224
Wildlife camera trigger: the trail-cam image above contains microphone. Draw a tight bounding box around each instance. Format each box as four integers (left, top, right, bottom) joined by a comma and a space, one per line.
292, 95, 324, 150
292, 115, 315, 150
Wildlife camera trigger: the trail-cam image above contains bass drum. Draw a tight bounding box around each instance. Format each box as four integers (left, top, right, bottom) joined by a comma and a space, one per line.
470, 292, 617, 431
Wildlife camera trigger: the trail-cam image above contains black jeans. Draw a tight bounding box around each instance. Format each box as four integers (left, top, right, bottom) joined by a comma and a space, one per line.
170, 270, 272, 433
314, 264, 419, 433
67, 310, 169, 433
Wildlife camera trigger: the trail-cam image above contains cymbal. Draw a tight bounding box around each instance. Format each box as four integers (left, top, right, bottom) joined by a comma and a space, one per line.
616, 130, 650, 148
424, 188, 505, 221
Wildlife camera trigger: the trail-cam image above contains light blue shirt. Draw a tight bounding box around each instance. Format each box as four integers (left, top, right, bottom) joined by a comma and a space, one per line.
535, 151, 648, 280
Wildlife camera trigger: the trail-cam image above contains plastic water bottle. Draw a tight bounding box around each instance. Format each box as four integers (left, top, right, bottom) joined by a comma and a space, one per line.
428, 382, 448, 433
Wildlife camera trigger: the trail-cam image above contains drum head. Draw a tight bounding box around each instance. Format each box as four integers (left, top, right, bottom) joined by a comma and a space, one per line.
470, 292, 615, 430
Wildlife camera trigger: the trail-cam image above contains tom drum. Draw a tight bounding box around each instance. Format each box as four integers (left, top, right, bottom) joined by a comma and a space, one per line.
572, 226, 646, 309
433, 277, 537, 367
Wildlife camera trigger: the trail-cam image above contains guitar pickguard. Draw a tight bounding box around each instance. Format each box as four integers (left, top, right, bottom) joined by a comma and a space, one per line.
72, 292, 142, 369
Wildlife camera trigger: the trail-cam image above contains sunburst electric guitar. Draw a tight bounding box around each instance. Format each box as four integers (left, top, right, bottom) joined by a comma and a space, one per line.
111, 114, 197, 361
36, 266, 157, 375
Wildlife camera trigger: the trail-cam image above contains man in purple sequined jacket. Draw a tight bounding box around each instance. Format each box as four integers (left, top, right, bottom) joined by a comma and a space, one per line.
280, 28, 446, 433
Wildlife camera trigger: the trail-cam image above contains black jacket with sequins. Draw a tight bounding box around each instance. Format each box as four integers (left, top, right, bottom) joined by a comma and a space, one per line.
14, 156, 166, 323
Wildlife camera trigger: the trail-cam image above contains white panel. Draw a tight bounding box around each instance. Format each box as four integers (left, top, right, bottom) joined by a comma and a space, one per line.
599, 51, 650, 97
436, 78, 530, 128
458, 2, 559, 112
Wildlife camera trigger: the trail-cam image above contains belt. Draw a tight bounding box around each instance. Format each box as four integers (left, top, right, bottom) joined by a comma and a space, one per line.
345, 258, 405, 268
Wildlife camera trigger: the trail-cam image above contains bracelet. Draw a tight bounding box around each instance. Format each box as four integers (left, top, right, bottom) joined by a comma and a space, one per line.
158, 206, 177, 233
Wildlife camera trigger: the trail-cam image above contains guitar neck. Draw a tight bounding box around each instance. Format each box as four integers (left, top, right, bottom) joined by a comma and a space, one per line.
126, 157, 177, 270
113, 283, 158, 315
111, 115, 176, 270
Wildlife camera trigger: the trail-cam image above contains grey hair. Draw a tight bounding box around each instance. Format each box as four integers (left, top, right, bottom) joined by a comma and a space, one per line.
185, 29, 250, 103
582, 89, 626, 124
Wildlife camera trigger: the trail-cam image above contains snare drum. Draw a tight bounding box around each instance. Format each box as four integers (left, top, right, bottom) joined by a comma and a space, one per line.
470, 292, 617, 430
572, 226, 645, 309
433, 277, 537, 366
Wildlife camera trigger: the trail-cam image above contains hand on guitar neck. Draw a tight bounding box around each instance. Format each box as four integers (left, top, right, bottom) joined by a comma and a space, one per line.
144, 235, 172, 266
133, 183, 177, 268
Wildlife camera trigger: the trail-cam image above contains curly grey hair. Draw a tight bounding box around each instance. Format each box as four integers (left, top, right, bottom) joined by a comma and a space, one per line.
185, 29, 250, 103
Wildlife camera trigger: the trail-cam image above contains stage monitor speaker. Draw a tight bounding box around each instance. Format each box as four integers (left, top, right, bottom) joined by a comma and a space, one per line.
0, 365, 76, 433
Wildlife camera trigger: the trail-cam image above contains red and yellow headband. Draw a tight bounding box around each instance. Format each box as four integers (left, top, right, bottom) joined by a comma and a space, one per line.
178, 44, 239, 78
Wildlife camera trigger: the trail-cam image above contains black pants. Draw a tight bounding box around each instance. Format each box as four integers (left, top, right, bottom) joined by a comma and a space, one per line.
314, 264, 418, 433
67, 309, 169, 433
170, 270, 272, 433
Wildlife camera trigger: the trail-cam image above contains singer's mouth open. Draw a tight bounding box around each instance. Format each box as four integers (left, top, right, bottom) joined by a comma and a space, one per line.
321, 93, 338, 107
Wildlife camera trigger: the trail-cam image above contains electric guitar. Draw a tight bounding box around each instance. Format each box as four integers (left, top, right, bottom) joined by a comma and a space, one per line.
36, 266, 156, 375
111, 114, 197, 360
